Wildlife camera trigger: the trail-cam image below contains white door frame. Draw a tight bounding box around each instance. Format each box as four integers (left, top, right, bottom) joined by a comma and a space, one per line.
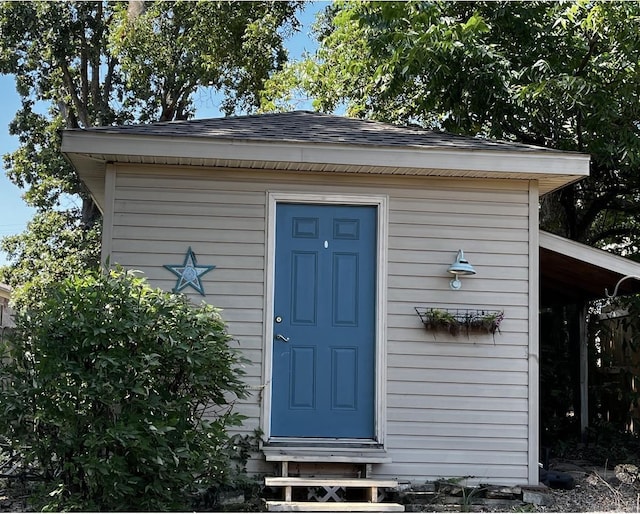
261, 192, 388, 446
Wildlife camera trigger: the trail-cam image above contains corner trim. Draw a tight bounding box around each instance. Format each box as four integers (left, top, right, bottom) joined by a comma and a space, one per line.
101, 163, 116, 267
528, 181, 540, 485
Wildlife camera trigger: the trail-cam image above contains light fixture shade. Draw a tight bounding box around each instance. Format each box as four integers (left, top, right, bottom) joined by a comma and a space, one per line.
447, 250, 476, 290
447, 250, 476, 276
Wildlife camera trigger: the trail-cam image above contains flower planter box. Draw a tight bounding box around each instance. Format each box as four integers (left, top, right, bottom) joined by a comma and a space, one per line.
415, 307, 504, 336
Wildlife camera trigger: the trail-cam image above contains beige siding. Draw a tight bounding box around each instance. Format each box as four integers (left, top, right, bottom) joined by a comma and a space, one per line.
108, 165, 532, 485
383, 180, 530, 484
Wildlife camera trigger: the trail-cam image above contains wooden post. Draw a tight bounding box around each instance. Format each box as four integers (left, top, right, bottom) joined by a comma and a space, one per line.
579, 303, 589, 441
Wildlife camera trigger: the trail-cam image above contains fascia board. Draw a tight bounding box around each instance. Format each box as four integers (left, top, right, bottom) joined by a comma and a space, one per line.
62, 131, 590, 178
540, 230, 640, 277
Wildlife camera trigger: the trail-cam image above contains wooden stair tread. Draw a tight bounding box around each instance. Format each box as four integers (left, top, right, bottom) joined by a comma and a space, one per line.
263, 446, 391, 463
265, 477, 398, 488
266, 500, 405, 512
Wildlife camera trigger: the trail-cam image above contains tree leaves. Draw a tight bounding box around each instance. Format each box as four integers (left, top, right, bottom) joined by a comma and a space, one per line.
0, 0, 302, 288
263, 1, 640, 250
0, 210, 101, 296
110, 0, 302, 121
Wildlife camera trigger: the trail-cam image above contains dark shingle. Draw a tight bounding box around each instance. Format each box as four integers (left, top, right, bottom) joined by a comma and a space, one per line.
75, 110, 562, 153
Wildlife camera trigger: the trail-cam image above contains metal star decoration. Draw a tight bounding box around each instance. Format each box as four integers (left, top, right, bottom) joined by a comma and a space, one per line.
164, 247, 215, 296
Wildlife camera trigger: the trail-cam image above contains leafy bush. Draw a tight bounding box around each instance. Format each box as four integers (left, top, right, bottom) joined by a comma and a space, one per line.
0, 268, 247, 511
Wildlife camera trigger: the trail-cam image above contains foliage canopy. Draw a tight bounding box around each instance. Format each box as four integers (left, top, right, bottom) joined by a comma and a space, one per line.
263, 0, 640, 249
0, 268, 247, 511
0, 0, 301, 287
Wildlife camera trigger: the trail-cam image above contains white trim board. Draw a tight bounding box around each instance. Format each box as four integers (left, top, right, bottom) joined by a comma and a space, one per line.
101, 164, 116, 267
62, 131, 589, 175
540, 230, 640, 277
62, 130, 590, 199
261, 192, 389, 446
528, 182, 540, 486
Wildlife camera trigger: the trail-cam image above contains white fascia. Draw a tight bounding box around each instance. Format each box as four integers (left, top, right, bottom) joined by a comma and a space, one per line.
62, 131, 591, 178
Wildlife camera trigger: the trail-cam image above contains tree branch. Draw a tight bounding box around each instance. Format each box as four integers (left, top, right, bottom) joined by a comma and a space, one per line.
90, 3, 103, 123
80, 32, 89, 112
591, 226, 640, 248
59, 59, 89, 128
102, 56, 117, 119
574, 35, 598, 77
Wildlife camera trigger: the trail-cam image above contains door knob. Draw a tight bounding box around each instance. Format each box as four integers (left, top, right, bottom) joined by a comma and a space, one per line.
275, 334, 290, 342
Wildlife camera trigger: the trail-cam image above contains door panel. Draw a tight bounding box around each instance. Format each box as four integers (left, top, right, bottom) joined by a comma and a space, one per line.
271, 203, 376, 438
290, 347, 316, 408
291, 252, 317, 324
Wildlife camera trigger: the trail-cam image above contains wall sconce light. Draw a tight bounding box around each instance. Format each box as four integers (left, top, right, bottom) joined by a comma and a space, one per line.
447, 249, 476, 290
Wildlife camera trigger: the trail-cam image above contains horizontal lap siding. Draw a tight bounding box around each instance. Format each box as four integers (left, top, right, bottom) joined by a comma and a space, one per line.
381, 183, 530, 485
110, 168, 269, 451
108, 166, 531, 483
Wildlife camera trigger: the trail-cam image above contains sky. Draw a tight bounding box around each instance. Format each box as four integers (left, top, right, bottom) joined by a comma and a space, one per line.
0, 75, 35, 268
0, 2, 325, 268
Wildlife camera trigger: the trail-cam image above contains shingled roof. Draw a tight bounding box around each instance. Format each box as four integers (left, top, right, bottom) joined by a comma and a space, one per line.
74, 110, 564, 153
62, 110, 591, 211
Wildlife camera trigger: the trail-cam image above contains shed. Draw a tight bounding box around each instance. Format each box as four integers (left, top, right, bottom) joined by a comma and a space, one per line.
61, 111, 591, 500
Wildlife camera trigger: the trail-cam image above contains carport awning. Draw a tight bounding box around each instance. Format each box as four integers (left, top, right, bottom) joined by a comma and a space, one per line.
540, 231, 640, 306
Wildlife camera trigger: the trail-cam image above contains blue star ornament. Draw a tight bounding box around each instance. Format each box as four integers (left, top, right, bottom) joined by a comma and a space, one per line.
164, 247, 215, 295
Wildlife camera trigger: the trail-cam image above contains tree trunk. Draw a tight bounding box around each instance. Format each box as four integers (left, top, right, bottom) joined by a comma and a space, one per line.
81, 197, 100, 228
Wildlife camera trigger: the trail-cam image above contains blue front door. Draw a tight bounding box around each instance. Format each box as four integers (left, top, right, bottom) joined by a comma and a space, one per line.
271, 203, 376, 438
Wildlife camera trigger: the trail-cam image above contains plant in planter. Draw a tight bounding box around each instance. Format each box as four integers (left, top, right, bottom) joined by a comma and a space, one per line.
474, 311, 504, 335
421, 308, 461, 335
416, 308, 504, 337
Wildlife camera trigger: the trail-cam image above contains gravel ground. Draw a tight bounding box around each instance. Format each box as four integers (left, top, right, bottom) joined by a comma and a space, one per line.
399, 460, 640, 512
537, 461, 640, 512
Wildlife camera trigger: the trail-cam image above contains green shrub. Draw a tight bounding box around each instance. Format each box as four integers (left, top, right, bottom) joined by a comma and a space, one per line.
0, 268, 247, 511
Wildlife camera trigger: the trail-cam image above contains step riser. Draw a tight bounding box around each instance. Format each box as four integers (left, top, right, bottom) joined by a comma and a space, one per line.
265, 477, 398, 502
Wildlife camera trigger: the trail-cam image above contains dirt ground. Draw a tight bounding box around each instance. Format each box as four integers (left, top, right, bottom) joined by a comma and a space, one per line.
536, 460, 640, 512
0, 479, 30, 512
3, 460, 640, 512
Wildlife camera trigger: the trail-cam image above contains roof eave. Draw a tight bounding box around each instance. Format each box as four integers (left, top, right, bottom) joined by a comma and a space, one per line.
62, 131, 590, 209
540, 231, 640, 304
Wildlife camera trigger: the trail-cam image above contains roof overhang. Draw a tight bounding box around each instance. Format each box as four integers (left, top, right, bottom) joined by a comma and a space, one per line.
62, 129, 590, 212
540, 231, 640, 305
0, 283, 11, 301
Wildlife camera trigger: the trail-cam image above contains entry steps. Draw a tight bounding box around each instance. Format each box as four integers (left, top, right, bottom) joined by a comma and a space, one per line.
263, 456, 404, 512
265, 477, 403, 512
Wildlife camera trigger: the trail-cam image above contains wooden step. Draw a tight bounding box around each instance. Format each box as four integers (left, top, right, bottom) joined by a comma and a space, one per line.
266, 500, 405, 512
265, 476, 399, 504
263, 446, 391, 464
265, 477, 398, 488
